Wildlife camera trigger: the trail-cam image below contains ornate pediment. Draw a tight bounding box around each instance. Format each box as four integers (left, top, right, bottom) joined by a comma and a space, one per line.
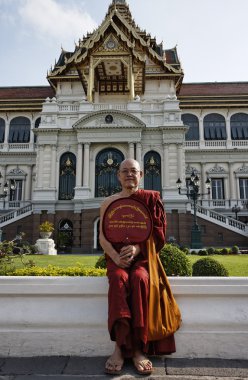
73, 110, 145, 130
235, 164, 248, 174
47, 2, 183, 96
208, 164, 227, 174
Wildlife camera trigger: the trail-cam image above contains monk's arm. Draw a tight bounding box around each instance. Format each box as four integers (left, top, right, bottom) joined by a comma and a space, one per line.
99, 200, 120, 264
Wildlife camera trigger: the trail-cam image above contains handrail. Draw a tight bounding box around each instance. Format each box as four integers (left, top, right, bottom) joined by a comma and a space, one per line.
195, 204, 247, 234
0, 203, 33, 226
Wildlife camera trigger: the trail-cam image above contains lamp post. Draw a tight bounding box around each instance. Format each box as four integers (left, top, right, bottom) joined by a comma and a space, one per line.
0, 172, 16, 208
176, 170, 211, 249
232, 204, 241, 220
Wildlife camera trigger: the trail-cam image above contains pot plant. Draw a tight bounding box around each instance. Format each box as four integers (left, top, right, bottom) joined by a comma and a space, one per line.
39, 221, 54, 239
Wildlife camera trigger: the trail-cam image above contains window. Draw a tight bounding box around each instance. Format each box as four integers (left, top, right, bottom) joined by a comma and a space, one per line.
211, 179, 224, 199
204, 114, 226, 140
239, 178, 248, 199
59, 152, 76, 200
0, 118, 5, 143
181, 114, 199, 140
144, 151, 162, 193
10, 180, 23, 201
231, 113, 248, 140
9, 117, 30, 143
95, 148, 124, 197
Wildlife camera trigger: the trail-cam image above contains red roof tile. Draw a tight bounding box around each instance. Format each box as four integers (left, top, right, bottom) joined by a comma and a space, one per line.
179, 82, 248, 96
0, 86, 55, 100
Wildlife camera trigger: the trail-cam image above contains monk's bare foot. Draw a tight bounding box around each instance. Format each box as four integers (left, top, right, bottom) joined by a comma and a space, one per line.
105, 344, 124, 375
133, 350, 153, 375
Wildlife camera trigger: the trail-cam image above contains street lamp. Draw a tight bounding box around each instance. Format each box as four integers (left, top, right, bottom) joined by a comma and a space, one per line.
232, 204, 241, 220
0, 172, 16, 205
176, 170, 211, 249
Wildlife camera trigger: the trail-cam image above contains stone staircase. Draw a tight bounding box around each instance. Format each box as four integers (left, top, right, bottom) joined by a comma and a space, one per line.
0, 203, 33, 227
194, 203, 248, 237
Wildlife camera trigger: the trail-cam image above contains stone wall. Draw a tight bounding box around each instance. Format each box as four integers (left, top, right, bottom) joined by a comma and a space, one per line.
0, 276, 247, 359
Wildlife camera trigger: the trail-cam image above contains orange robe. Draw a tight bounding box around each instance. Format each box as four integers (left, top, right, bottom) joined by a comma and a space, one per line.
106, 189, 176, 357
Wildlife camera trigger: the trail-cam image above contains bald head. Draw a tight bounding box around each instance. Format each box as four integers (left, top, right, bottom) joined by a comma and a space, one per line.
119, 159, 141, 172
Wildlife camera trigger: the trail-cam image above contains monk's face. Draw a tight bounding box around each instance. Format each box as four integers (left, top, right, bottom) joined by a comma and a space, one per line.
118, 159, 142, 190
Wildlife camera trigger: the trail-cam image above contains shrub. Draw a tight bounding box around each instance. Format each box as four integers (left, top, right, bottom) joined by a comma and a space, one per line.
221, 247, 229, 255
1, 265, 106, 277
190, 250, 197, 255
159, 244, 192, 276
207, 247, 215, 255
192, 257, 229, 277
198, 249, 208, 256
231, 245, 239, 254
95, 254, 107, 269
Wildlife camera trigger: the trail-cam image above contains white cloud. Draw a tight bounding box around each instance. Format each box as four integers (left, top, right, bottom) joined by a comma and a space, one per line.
19, 0, 97, 49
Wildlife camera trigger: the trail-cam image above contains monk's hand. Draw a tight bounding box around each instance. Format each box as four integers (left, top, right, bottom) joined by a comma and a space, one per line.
119, 244, 140, 267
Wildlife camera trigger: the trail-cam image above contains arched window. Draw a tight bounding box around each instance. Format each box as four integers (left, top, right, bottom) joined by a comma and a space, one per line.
59, 152, 76, 200
9, 117, 30, 143
144, 151, 162, 193
231, 113, 248, 140
203, 113, 226, 140
0, 118, 5, 143
57, 219, 73, 253
34, 117, 41, 143
181, 114, 199, 140
95, 148, 124, 197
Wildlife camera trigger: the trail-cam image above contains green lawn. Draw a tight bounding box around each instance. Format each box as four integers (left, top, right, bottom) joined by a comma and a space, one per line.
14, 253, 248, 276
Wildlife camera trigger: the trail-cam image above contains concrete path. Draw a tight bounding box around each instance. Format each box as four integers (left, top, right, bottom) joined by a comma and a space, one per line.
0, 357, 247, 379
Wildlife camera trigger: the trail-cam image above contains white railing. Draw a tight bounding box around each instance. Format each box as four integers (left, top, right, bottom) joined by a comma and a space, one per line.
0, 203, 33, 227
195, 204, 247, 235
199, 199, 248, 210
93, 103, 127, 111
58, 105, 79, 112
186, 140, 248, 149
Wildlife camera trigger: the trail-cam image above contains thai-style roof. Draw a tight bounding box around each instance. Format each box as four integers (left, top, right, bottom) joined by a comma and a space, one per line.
47, 1, 183, 95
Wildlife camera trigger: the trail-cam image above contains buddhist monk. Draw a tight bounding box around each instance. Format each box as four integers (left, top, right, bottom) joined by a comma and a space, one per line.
99, 158, 177, 375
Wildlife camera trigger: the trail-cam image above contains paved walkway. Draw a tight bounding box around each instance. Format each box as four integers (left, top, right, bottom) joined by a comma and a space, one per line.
0, 357, 247, 379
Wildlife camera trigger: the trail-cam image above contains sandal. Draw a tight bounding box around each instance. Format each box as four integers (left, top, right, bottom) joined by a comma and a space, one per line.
133, 358, 153, 375
104, 357, 124, 375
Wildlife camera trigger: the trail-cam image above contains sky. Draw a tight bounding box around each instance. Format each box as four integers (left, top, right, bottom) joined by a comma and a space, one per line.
0, 0, 247, 87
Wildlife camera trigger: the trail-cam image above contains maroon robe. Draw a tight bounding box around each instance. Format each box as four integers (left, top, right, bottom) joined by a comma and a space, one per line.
106, 189, 176, 357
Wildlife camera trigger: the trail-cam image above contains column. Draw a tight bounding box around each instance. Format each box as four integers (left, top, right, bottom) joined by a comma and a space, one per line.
129, 56, 135, 100
25, 165, 32, 201
163, 143, 169, 188
199, 116, 204, 148
177, 144, 183, 181
83, 143, 90, 187
128, 142, 135, 158
0, 165, 7, 193
226, 117, 232, 148
76, 143, 83, 187
87, 57, 94, 102
229, 162, 235, 200
30, 119, 35, 145
4, 120, 10, 148
136, 142, 142, 165
201, 163, 207, 199
37, 145, 44, 188
50, 145, 57, 188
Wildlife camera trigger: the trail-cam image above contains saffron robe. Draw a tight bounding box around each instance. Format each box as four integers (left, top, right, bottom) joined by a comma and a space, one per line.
106, 189, 177, 357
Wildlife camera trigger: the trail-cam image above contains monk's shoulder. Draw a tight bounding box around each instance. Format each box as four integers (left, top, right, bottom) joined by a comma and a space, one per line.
100, 193, 121, 213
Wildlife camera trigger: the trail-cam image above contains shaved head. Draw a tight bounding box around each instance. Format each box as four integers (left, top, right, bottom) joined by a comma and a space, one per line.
119, 159, 141, 171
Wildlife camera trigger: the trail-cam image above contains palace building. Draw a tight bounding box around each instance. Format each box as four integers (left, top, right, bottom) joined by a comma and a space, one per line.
0, 0, 248, 251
